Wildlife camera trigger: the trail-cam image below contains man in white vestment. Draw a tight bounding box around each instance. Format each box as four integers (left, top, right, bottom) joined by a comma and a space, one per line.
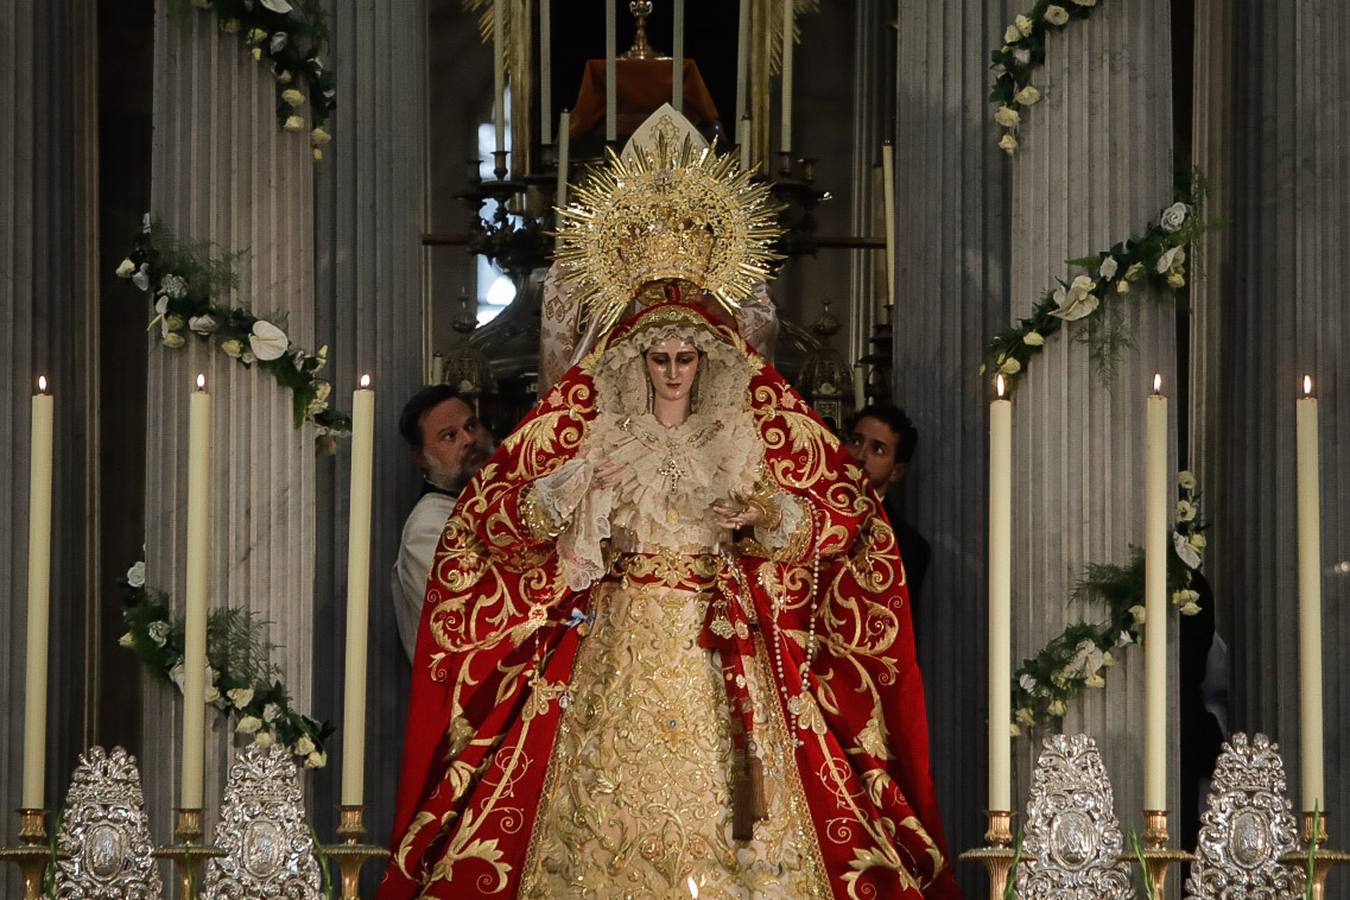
391, 386, 493, 661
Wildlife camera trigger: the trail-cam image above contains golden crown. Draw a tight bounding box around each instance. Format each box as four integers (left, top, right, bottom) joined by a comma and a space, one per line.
554, 135, 782, 334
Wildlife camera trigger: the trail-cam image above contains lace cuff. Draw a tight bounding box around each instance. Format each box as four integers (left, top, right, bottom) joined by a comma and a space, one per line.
528, 458, 593, 537
737, 484, 811, 561
530, 458, 614, 591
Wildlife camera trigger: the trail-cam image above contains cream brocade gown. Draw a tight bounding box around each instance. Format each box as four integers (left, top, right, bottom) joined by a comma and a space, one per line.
518, 410, 833, 899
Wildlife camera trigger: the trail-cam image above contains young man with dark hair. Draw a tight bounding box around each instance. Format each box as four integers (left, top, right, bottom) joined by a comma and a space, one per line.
845, 403, 932, 611
390, 385, 494, 661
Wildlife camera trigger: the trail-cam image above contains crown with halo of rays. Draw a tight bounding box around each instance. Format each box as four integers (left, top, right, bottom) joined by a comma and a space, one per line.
553, 133, 783, 336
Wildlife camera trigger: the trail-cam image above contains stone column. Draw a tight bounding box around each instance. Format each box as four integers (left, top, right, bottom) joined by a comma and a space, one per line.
310, 2, 426, 886
0, 0, 97, 889
892, 0, 1011, 878
141, 5, 317, 836
1220, 0, 1350, 848
1008, 0, 1178, 832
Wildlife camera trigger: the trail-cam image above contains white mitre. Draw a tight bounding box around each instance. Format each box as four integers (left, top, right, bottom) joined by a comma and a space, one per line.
538, 106, 778, 394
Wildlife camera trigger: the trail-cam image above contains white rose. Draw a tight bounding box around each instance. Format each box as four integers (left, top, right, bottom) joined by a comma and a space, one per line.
294, 735, 316, 756
118, 631, 135, 648
160, 273, 188, 299
1015, 707, 1036, 726
994, 105, 1020, 128
269, 31, 289, 54
1019, 673, 1039, 692
1117, 629, 1135, 646
1073, 0, 1098, 5
1022, 330, 1045, 346
248, 320, 289, 360
1015, 14, 1034, 36
263, 702, 281, 723
220, 339, 243, 358
306, 750, 327, 768
1159, 201, 1189, 233
1129, 604, 1147, 625
236, 715, 262, 734
1084, 673, 1106, 689
1004, 24, 1021, 43
998, 132, 1019, 155
1101, 651, 1115, 667
241, 351, 257, 365
147, 620, 170, 646
253, 731, 275, 748
1189, 532, 1207, 550
1047, 698, 1067, 716
1125, 261, 1146, 282
276, 69, 294, 85
1167, 269, 1186, 288
1172, 588, 1200, 607
998, 356, 1022, 376
162, 315, 185, 332
126, 560, 146, 587
1174, 530, 1202, 568
1176, 499, 1197, 522
188, 314, 217, 335
1098, 256, 1119, 280
281, 88, 306, 108
1116, 279, 1131, 294
1013, 48, 1031, 65
1014, 84, 1040, 106
169, 662, 186, 692
116, 258, 136, 278
162, 331, 186, 349
1044, 5, 1070, 26
1180, 601, 1201, 616
1178, 470, 1197, 490
1010, 722, 1022, 737
221, 18, 240, 33
284, 115, 305, 132
204, 683, 221, 703
227, 687, 254, 709
312, 147, 324, 162
132, 263, 151, 292
1156, 245, 1186, 274
311, 127, 332, 146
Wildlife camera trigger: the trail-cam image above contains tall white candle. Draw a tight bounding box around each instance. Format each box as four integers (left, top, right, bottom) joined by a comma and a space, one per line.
493, 0, 506, 162
556, 110, 571, 209
540, 0, 552, 145
737, 115, 752, 172
1296, 374, 1325, 813
780, 0, 794, 154
735, 0, 750, 126
881, 140, 897, 318
987, 375, 1012, 813
341, 375, 376, 806
181, 373, 213, 810
672, 0, 685, 111
1143, 373, 1168, 811
852, 366, 866, 413
605, 0, 617, 144
21, 377, 54, 809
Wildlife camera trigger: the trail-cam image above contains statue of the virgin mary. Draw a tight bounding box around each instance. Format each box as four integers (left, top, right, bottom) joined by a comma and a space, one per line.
380, 130, 962, 899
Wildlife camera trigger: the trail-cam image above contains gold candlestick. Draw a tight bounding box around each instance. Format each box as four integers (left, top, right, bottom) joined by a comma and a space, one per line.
959, 810, 1017, 898
0, 809, 61, 900
319, 804, 389, 900
1129, 809, 1191, 898
153, 808, 224, 899
1280, 812, 1350, 900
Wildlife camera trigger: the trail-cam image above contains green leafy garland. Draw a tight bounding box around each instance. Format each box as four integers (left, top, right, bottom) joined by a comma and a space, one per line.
173, 0, 335, 159
1010, 472, 1207, 735
982, 177, 1210, 386
989, 0, 1100, 155
116, 215, 350, 453
118, 559, 333, 767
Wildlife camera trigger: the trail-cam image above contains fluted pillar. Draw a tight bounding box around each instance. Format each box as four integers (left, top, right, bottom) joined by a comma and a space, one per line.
310, 1, 426, 886
1008, 0, 1177, 832
142, 5, 317, 835
892, 0, 1010, 880
0, 0, 97, 891
1221, 1, 1350, 856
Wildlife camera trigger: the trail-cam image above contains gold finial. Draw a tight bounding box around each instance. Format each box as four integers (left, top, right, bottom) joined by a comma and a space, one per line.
621, 1, 661, 60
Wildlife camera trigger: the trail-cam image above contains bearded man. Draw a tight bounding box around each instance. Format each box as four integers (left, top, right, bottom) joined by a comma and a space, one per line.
390, 385, 494, 661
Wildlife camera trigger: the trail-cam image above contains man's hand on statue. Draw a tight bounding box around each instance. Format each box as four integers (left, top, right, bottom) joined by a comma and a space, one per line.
592, 457, 625, 491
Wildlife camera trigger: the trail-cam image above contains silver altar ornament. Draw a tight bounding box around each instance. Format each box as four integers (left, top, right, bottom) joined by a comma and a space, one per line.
53, 745, 162, 898
1185, 732, 1304, 899
202, 742, 322, 898
1015, 733, 1132, 899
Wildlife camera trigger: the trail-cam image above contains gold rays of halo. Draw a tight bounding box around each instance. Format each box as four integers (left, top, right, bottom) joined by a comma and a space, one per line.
553, 135, 783, 335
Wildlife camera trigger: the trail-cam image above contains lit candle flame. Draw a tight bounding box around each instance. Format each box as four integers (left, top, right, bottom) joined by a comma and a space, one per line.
995, 374, 1006, 399
195, 373, 206, 390
1303, 374, 1313, 397
359, 373, 372, 389
36, 375, 48, 393
1152, 372, 1163, 394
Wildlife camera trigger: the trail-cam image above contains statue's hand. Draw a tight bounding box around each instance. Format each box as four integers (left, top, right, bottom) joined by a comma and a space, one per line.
593, 457, 626, 491
712, 494, 767, 530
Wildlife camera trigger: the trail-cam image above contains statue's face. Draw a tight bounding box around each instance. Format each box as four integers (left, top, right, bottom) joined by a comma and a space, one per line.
643, 337, 700, 406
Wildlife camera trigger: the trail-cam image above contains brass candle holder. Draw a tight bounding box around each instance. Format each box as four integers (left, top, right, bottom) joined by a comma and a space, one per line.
959, 810, 1017, 898
153, 808, 224, 899
1279, 811, 1350, 900
319, 804, 389, 900
1128, 809, 1191, 898
0, 809, 62, 899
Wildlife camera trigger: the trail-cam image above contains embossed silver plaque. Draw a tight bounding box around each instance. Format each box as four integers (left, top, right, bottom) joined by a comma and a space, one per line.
54, 745, 163, 898
203, 743, 322, 898
1184, 732, 1304, 899
1015, 733, 1132, 899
